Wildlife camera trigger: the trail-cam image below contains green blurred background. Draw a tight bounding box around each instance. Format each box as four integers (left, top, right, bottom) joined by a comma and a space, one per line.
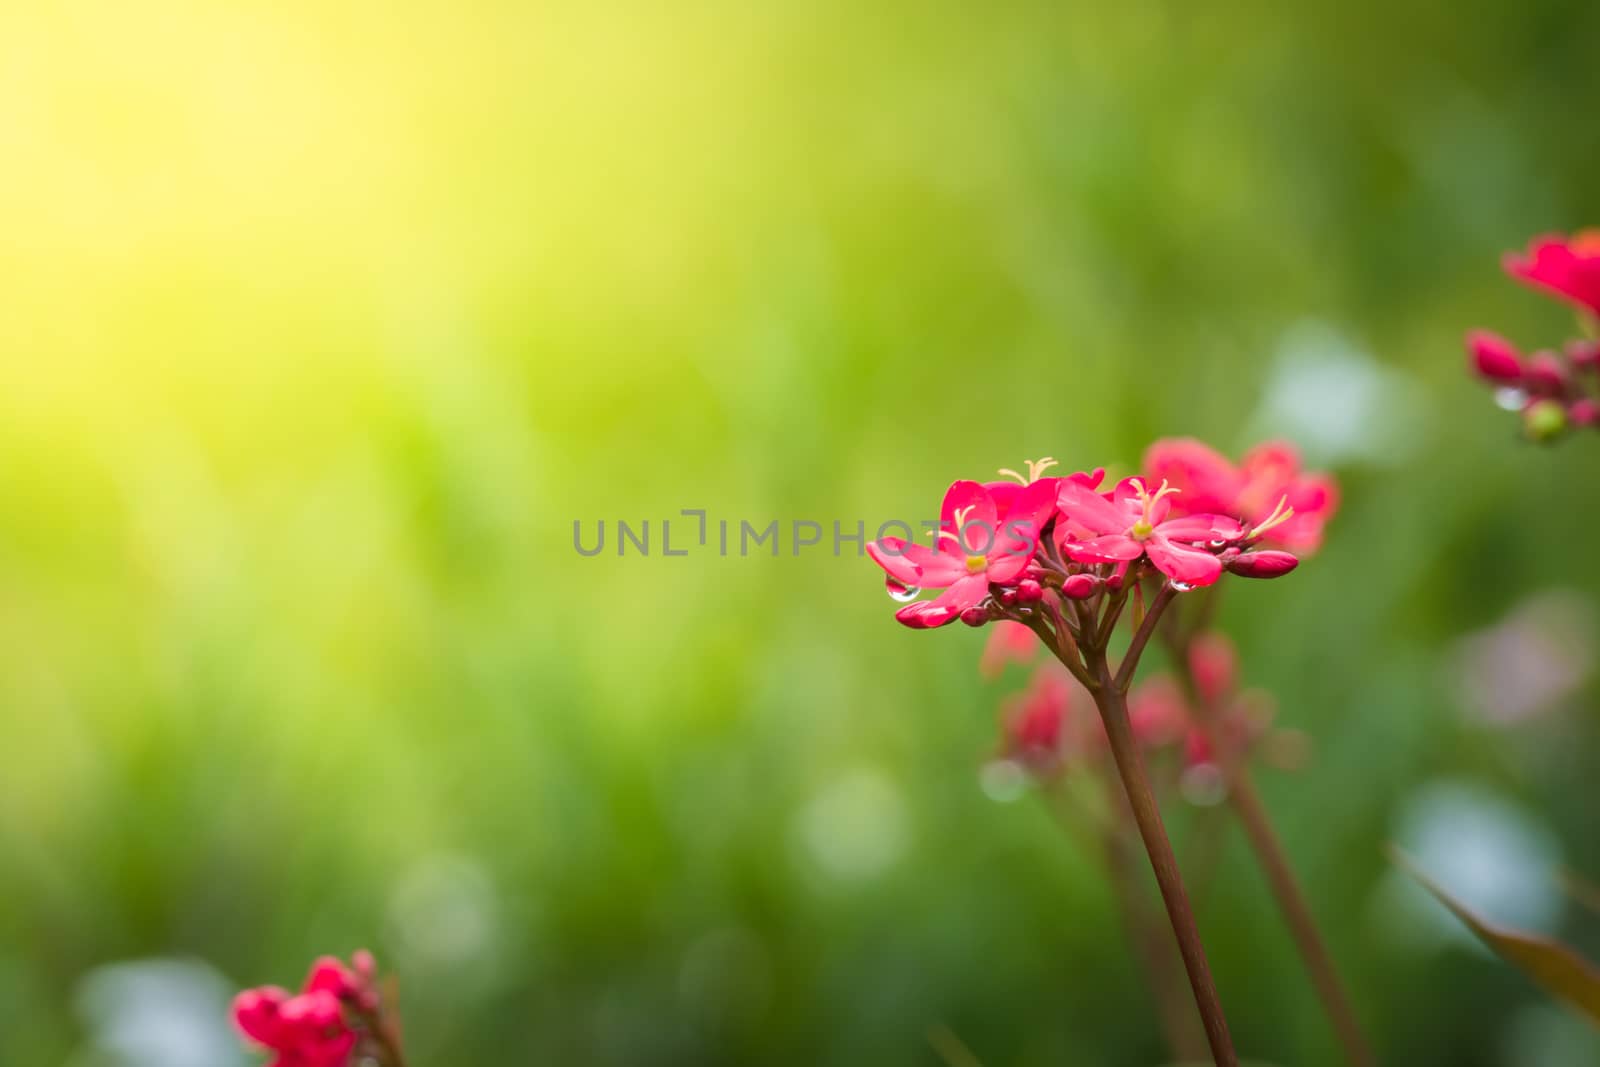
4, 1, 1600, 1064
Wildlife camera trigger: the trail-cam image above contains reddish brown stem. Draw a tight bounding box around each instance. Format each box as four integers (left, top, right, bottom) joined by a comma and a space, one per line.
1166, 612, 1373, 1067
1086, 652, 1239, 1067
356, 1001, 407, 1067
1042, 787, 1206, 1061
1227, 772, 1373, 1067
1099, 799, 1211, 1061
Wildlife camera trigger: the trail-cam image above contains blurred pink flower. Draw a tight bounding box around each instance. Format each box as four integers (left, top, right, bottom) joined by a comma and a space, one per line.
1143, 438, 1339, 554
998, 662, 1078, 774
233, 986, 355, 1067
233, 952, 390, 1067
980, 620, 1038, 679
1504, 231, 1600, 317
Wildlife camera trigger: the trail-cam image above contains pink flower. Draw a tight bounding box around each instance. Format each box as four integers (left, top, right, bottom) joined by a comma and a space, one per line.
999, 662, 1078, 772
1143, 438, 1338, 554
1140, 438, 1240, 515
233, 987, 356, 1067
980, 620, 1038, 678
868, 473, 1065, 629
1056, 477, 1242, 589
1467, 330, 1525, 383
1125, 676, 1193, 751
1188, 632, 1237, 708
1231, 443, 1338, 553
233, 952, 390, 1067
1504, 231, 1600, 317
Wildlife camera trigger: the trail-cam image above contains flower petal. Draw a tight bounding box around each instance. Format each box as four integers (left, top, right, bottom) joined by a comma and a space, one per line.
233, 988, 291, 1047
866, 538, 923, 586
1188, 632, 1237, 705
1240, 440, 1302, 490
980, 620, 1038, 678
870, 538, 969, 587
989, 477, 1059, 573
1146, 536, 1223, 587
1156, 514, 1245, 544
1062, 534, 1144, 564
941, 480, 1000, 555
1143, 438, 1240, 516
1504, 234, 1600, 316
1057, 480, 1131, 536
1066, 467, 1106, 490
981, 480, 1024, 515
893, 574, 989, 629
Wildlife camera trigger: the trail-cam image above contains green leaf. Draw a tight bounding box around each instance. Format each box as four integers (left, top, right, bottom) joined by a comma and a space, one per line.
1390, 847, 1600, 1026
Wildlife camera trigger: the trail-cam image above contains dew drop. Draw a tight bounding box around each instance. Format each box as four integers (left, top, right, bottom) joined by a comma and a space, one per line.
1207, 539, 1230, 550
1169, 580, 1194, 593
886, 579, 920, 603
1494, 387, 1529, 412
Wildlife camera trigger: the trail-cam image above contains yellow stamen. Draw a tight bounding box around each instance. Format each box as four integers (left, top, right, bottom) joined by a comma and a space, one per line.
1247, 494, 1296, 540
1129, 478, 1180, 540
997, 457, 1060, 485
942, 503, 986, 557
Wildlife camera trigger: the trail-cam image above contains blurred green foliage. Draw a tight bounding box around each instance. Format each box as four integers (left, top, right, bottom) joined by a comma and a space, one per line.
3, 1, 1600, 1064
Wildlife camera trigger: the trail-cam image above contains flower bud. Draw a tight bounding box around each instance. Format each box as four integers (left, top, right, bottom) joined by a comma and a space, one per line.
1567, 339, 1600, 371
1015, 579, 1044, 603
998, 587, 1019, 606
1061, 573, 1100, 600
305, 957, 358, 998
959, 605, 989, 627
1570, 398, 1599, 428
1224, 550, 1299, 579
1467, 330, 1524, 383
1523, 397, 1568, 442
1189, 632, 1237, 705
895, 602, 958, 629
1526, 350, 1569, 393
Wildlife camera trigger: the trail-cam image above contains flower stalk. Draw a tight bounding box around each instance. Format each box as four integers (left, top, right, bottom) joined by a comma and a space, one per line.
1028, 580, 1238, 1066
868, 450, 1339, 1066
1162, 604, 1373, 1067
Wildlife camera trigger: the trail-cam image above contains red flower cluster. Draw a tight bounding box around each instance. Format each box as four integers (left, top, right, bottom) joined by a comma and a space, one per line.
994, 629, 1300, 796
1142, 439, 1338, 555
996, 659, 1186, 778
233, 951, 401, 1067
1467, 232, 1600, 441
1125, 633, 1290, 781
869, 447, 1331, 631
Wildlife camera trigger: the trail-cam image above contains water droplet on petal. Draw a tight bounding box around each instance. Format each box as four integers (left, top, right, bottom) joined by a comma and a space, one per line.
886, 579, 920, 603
1494, 387, 1529, 412
1207, 539, 1230, 550
1169, 580, 1194, 593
